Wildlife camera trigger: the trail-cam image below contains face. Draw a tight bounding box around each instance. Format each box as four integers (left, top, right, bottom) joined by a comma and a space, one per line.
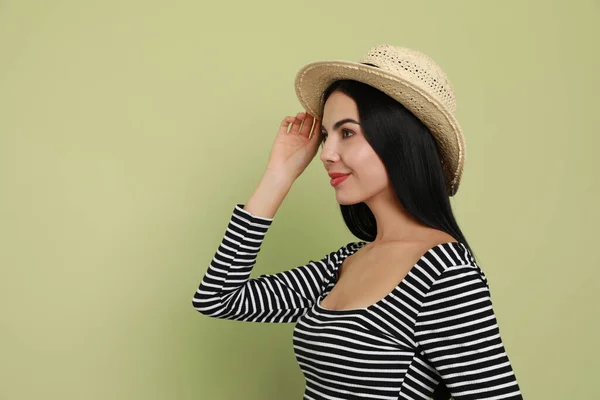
319, 91, 391, 205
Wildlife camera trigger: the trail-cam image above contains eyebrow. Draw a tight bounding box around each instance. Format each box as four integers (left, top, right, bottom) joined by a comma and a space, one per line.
321, 118, 361, 132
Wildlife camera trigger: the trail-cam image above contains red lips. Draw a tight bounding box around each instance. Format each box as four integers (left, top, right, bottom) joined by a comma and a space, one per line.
328, 172, 351, 178
328, 172, 351, 187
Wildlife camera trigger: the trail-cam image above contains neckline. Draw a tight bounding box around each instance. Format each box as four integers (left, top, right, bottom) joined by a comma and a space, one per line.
314, 241, 463, 314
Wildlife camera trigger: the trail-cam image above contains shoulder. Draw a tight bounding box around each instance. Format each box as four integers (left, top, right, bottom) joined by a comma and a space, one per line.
326, 240, 368, 265
306, 240, 367, 270
328, 240, 368, 257
422, 265, 492, 315
416, 242, 489, 292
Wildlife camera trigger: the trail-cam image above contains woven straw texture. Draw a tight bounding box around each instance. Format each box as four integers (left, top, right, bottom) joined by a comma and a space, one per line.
294, 44, 465, 196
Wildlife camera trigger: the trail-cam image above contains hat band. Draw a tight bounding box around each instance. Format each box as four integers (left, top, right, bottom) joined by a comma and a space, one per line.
360, 62, 379, 68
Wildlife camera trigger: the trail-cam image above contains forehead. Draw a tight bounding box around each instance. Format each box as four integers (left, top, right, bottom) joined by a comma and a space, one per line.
322, 91, 359, 122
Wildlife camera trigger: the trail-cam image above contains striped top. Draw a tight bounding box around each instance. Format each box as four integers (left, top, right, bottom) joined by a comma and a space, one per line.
193, 204, 523, 399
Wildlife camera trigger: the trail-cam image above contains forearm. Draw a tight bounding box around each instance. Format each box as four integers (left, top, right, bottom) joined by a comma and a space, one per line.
192, 202, 337, 323
244, 169, 294, 219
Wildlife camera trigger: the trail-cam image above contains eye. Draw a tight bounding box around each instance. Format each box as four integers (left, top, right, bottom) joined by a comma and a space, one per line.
320, 129, 355, 145
342, 129, 355, 138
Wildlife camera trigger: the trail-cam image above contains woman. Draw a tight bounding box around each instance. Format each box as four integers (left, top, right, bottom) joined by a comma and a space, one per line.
193, 45, 523, 399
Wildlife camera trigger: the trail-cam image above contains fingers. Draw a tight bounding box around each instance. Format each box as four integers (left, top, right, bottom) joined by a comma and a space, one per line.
298, 113, 314, 138
278, 112, 320, 139
311, 117, 322, 141
278, 116, 296, 136
307, 119, 322, 152
288, 112, 305, 135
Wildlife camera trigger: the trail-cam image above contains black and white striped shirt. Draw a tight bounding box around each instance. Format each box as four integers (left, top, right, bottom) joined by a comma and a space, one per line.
193, 204, 523, 399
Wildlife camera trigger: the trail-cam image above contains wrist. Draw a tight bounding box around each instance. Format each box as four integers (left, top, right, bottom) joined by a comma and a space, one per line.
263, 168, 295, 188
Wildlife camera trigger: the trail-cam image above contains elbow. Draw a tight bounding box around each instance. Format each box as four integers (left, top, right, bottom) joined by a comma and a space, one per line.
191, 290, 219, 317
192, 298, 213, 317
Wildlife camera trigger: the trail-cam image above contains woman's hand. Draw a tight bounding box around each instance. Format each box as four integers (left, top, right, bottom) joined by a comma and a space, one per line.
265, 112, 322, 182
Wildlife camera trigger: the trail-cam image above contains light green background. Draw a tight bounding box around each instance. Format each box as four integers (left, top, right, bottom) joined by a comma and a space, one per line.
1, 1, 598, 399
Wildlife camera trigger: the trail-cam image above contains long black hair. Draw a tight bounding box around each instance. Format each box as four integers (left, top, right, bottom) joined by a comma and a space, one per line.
321, 79, 476, 400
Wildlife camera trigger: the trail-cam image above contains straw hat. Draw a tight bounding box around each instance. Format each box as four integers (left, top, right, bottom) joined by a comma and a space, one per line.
294, 44, 465, 196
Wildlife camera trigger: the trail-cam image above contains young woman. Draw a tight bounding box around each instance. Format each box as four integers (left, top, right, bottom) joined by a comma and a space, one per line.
193, 45, 523, 400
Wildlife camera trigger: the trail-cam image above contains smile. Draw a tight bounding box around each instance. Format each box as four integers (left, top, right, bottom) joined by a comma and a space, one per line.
330, 174, 350, 187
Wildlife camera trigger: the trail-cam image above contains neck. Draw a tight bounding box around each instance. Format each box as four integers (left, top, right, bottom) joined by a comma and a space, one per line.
364, 188, 432, 244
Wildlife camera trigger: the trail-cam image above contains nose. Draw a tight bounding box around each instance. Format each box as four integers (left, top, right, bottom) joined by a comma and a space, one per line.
319, 136, 341, 165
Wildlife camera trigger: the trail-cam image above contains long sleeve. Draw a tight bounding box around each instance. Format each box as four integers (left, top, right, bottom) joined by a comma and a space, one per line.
192, 203, 341, 323
414, 265, 523, 399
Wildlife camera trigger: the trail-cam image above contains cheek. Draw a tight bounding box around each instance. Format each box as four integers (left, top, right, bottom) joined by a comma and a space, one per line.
335, 148, 388, 205
351, 149, 389, 188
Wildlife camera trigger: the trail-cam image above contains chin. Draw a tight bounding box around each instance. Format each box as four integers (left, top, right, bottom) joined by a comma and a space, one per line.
335, 194, 364, 206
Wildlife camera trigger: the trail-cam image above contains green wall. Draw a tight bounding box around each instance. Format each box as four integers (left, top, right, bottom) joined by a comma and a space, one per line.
1, 0, 598, 398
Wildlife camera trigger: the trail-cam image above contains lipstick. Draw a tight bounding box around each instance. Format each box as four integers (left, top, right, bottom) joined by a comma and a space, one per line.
330, 174, 350, 187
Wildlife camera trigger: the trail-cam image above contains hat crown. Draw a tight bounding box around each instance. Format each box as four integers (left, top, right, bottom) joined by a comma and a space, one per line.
359, 45, 457, 114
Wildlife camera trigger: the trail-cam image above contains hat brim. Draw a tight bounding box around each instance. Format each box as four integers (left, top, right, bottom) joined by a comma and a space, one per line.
294, 60, 465, 196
